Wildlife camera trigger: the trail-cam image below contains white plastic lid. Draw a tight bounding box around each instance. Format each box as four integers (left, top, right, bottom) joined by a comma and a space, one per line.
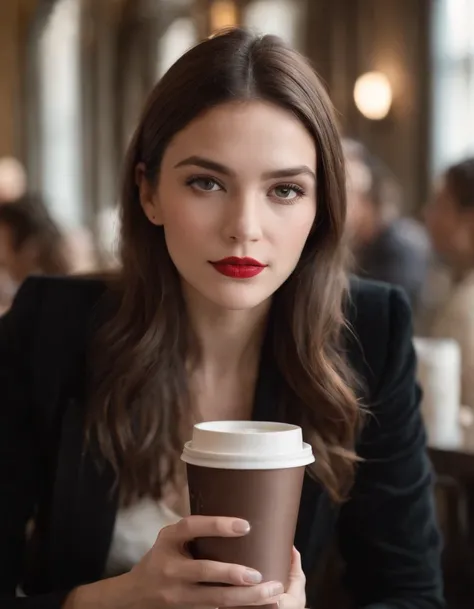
181, 421, 315, 470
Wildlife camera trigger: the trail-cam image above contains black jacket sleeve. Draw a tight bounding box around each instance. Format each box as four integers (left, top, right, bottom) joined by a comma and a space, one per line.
338, 287, 445, 608
0, 278, 70, 608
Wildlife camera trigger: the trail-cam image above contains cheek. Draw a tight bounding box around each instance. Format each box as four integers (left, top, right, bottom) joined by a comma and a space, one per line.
160, 201, 214, 261
273, 207, 315, 254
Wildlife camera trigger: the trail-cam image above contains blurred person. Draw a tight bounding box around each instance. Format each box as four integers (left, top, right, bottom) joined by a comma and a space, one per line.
0, 158, 96, 275
0, 195, 70, 311
343, 139, 431, 308
0, 29, 442, 609
0, 156, 27, 203
425, 157, 474, 409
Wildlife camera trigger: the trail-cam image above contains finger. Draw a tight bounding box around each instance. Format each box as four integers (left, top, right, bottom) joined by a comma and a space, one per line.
183, 580, 285, 607
160, 515, 251, 546
249, 594, 285, 607
169, 557, 263, 586
277, 593, 303, 609
285, 548, 306, 607
289, 548, 303, 575
287, 548, 305, 590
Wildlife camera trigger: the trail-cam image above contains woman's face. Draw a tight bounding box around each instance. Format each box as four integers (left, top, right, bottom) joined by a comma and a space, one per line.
425, 177, 474, 264
141, 100, 317, 311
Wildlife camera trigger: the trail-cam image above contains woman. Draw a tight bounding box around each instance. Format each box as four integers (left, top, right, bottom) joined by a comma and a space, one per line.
425, 157, 474, 410
0, 195, 70, 312
0, 29, 443, 609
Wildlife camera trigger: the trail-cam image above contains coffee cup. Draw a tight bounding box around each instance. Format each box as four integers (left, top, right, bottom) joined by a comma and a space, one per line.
181, 421, 314, 609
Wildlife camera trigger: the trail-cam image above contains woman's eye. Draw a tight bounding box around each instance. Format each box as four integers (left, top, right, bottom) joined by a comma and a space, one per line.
187, 177, 222, 192
271, 184, 305, 202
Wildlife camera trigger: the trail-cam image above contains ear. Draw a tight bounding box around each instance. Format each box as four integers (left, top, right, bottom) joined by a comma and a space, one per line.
135, 162, 163, 226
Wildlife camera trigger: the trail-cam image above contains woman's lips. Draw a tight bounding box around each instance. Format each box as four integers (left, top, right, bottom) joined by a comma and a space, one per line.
209, 257, 267, 279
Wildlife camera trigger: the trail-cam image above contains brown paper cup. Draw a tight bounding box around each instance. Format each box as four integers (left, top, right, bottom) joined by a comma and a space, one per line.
181, 421, 314, 609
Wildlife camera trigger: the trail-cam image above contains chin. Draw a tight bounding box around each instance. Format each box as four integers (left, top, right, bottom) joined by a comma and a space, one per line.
205, 286, 273, 311
182, 275, 275, 312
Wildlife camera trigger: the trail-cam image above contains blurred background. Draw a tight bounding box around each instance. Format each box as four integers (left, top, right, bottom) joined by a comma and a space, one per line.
1, 0, 472, 254
1, 0, 474, 607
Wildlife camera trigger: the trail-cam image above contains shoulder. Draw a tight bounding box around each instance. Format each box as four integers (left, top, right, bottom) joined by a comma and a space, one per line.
27, 272, 110, 300
5, 274, 112, 355
345, 276, 413, 400
347, 274, 411, 328
15, 273, 110, 316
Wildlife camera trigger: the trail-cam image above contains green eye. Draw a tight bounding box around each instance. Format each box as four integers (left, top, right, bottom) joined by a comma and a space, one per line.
272, 184, 305, 201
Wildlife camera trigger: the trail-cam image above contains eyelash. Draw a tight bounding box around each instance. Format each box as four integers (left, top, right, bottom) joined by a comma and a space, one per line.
185, 175, 223, 191
184, 176, 307, 203
274, 183, 306, 203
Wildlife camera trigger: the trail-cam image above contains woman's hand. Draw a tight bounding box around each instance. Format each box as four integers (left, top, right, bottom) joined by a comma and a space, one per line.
126, 515, 285, 608
63, 517, 299, 609
278, 548, 307, 609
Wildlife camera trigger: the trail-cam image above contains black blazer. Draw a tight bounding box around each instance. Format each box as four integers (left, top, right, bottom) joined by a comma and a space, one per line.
0, 276, 444, 608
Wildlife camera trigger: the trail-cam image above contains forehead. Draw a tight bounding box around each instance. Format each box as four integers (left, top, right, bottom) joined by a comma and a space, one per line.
162, 100, 317, 171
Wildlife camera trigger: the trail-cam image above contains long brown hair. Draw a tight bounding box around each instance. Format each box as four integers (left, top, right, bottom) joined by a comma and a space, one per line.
87, 28, 360, 504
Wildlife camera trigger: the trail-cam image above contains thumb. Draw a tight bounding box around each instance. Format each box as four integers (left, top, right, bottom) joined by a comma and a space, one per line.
278, 547, 306, 609
287, 547, 305, 591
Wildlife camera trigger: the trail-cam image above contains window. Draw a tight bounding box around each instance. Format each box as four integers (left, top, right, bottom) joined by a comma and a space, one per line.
38, 0, 82, 228
157, 17, 198, 79
243, 0, 306, 49
432, 0, 474, 173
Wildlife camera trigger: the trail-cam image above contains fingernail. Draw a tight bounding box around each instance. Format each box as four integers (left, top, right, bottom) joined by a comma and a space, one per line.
268, 582, 284, 597
232, 519, 251, 534
243, 569, 262, 584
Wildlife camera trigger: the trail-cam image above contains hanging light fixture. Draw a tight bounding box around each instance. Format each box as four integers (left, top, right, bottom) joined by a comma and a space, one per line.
353, 71, 393, 120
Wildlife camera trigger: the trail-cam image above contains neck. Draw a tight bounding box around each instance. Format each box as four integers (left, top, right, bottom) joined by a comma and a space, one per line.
184, 292, 270, 380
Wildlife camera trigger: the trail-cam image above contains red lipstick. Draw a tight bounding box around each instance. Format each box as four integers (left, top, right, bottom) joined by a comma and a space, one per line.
210, 256, 267, 279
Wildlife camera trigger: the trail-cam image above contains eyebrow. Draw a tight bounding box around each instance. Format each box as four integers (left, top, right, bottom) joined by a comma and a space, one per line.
174, 155, 316, 180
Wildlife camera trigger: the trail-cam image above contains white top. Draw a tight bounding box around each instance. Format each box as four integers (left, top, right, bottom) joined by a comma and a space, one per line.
431, 270, 474, 410
104, 498, 181, 577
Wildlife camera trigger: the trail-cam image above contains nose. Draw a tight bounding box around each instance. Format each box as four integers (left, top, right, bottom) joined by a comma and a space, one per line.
221, 190, 263, 243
